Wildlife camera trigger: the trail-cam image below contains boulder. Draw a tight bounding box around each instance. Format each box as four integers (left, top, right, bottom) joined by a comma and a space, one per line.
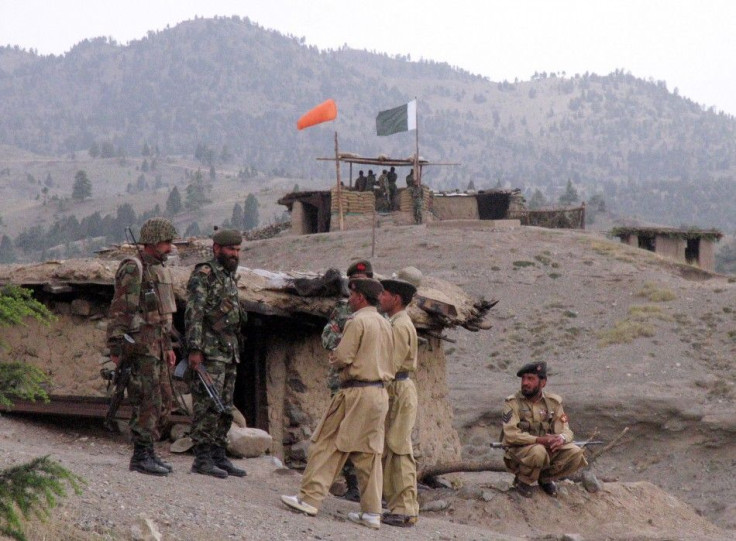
227, 426, 272, 458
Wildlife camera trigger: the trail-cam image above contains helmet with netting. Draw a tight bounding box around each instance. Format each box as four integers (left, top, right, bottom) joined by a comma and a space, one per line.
139, 217, 178, 244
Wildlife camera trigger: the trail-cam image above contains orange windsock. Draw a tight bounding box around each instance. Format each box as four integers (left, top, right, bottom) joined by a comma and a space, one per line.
297, 99, 338, 130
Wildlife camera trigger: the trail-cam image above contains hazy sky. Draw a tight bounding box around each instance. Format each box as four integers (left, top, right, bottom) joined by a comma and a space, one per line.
2, 1, 735, 115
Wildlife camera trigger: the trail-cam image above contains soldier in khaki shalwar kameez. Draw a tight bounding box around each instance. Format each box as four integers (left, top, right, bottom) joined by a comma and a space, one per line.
378, 278, 420, 527
501, 361, 587, 497
282, 278, 394, 530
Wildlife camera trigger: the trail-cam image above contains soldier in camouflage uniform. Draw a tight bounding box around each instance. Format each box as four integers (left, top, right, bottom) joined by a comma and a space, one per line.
411, 184, 423, 224
387, 167, 398, 210
107, 217, 178, 476
185, 229, 247, 479
320, 259, 373, 501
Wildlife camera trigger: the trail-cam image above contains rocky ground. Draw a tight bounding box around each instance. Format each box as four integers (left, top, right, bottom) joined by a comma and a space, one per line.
3, 221, 736, 540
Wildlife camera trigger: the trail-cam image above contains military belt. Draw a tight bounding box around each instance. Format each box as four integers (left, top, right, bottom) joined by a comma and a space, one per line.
394, 371, 411, 381
341, 380, 384, 389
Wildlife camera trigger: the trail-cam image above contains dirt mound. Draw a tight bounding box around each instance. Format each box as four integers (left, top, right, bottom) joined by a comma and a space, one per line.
421, 472, 727, 540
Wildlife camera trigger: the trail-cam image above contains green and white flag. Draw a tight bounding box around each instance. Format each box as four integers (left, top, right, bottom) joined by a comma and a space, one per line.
376, 99, 417, 136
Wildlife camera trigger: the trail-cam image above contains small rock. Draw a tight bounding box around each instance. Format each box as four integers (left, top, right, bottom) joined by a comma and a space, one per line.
421, 499, 450, 512
582, 470, 603, 493
562, 535, 584, 541
480, 489, 496, 502
289, 439, 310, 462
131, 513, 161, 541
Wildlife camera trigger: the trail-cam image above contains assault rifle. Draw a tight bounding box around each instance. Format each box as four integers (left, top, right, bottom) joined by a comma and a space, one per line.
173, 357, 226, 414
101, 333, 136, 431
490, 440, 604, 449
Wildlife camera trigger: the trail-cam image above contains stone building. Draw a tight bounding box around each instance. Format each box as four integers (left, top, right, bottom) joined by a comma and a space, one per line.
611, 226, 723, 272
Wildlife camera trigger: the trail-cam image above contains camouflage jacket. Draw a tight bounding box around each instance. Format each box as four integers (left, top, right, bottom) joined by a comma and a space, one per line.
106, 253, 175, 359
185, 258, 245, 364
321, 299, 353, 351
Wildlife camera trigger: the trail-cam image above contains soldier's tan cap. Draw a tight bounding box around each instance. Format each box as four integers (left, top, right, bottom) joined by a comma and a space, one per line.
397, 266, 422, 287
516, 361, 547, 379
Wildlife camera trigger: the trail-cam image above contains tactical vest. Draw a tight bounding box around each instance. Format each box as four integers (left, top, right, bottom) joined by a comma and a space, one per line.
515, 395, 555, 437
123, 257, 175, 329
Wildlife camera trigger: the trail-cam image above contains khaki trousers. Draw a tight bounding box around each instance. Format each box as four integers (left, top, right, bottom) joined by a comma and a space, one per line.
382, 379, 419, 516
504, 443, 587, 485
299, 436, 383, 514
383, 449, 419, 516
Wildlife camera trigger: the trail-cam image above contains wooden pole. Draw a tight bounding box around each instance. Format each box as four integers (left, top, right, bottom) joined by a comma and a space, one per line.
371, 205, 376, 258
418, 459, 506, 483
334, 131, 344, 231
414, 97, 420, 186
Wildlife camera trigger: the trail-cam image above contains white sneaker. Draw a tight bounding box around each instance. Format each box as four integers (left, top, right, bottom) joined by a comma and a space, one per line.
348, 511, 380, 530
281, 494, 318, 516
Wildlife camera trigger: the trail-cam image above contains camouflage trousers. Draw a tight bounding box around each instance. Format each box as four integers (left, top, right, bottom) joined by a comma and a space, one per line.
158, 363, 174, 438
190, 360, 236, 448
126, 354, 163, 446
412, 198, 423, 224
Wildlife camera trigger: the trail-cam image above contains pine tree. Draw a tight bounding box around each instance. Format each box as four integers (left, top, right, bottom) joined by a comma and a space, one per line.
230, 203, 244, 230
0, 235, 15, 264
0, 285, 84, 540
71, 171, 92, 202
165, 186, 182, 216
528, 189, 547, 210
558, 180, 580, 206
243, 194, 259, 231
185, 170, 210, 211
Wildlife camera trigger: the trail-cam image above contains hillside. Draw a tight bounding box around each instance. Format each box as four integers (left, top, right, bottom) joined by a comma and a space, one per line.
2, 16, 736, 231
237, 223, 736, 532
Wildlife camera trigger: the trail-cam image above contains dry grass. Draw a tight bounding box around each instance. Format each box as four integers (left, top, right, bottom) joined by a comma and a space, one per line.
637, 282, 677, 302
597, 304, 673, 346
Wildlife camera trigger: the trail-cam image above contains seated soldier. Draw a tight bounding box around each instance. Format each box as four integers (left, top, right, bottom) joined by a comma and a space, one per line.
501, 361, 587, 498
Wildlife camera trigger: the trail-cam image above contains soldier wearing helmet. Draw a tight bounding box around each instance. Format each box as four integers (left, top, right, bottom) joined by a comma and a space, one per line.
106, 217, 178, 476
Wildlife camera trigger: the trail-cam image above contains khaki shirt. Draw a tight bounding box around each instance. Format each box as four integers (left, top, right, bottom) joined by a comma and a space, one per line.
332, 305, 394, 383
389, 310, 417, 374
501, 390, 574, 446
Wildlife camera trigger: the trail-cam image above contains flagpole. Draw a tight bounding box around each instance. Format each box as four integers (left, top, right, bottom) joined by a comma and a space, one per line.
415, 97, 420, 186
335, 131, 344, 231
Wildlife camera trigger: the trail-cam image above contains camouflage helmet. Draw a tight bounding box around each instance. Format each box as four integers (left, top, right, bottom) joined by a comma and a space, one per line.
139, 217, 177, 245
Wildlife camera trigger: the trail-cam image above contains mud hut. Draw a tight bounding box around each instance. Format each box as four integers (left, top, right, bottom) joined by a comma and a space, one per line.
0, 257, 492, 470
611, 226, 723, 272
432, 189, 526, 221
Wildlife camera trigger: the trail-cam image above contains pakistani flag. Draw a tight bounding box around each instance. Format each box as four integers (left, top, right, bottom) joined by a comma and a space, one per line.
376, 99, 417, 136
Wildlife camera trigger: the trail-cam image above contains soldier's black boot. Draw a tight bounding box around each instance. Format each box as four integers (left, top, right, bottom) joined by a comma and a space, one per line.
191, 444, 228, 479
212, 445, 247, 477
129, 443, 169, 476
149, 446, 173, 473
342, 470, 360, 502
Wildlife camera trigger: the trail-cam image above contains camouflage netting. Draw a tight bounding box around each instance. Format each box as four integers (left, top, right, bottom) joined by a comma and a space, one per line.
510, 206, 585, 229
0, 259, 492, 331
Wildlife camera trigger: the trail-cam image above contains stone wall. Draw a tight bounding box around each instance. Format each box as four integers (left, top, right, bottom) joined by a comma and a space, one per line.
432, 196, 480, 220
698, 240, 716, 272
270, 333, 462, 469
